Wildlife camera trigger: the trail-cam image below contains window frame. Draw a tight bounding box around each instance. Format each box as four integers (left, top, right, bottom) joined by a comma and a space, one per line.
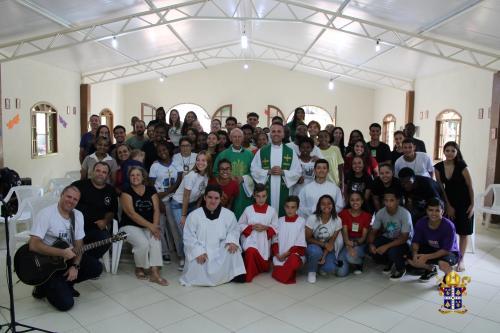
434, 109, 462, 160
382, 114, 397, 148
99, 108, 114, 133
212, 104, 233, 130
141, 102, 156, 125
31, 102, 58, 158
285, 105, 335, 129
266, 105, 285, 127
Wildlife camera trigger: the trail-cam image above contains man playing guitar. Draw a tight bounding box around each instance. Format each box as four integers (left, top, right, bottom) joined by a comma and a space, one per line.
29, 185, 102, 311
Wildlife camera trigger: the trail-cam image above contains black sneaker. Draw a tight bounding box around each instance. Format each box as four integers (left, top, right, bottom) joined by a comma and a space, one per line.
389, 269, 406, 281
419, 266, 438, 282
163, 255, 171, 264
382, 263, 392, 275
71, 287, 80, 297
32, 286, 45, 299
353, 265, 363, 275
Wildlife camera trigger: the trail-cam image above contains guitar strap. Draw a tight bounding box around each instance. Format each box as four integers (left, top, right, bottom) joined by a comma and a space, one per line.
69, 210, 76, 246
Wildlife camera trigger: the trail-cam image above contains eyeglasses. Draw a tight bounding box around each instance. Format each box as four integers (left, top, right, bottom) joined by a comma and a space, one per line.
219, 167, 231, 171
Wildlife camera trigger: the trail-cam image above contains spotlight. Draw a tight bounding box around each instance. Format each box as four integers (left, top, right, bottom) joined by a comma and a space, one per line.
243, 63, 249, 69
375, 39, 381, 52
328, 79, 334, 90
111, 36, 118, 48
159, 76, 165, 83
241, 34, 248, 49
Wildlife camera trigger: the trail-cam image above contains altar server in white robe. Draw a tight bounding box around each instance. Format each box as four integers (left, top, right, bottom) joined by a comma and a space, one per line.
238, 184, 279, 282
251, 123, 302, 217
271, 195, 307, 284
180, 184, 246, 287
298, 159, 344, 218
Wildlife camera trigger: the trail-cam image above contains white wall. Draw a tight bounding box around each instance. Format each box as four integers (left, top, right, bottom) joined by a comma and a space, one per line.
119, 62, 375, 135
2, 59, 81, 187
373, 87, 406, 131
413, 67, 493, 194
91, 81, 125, 130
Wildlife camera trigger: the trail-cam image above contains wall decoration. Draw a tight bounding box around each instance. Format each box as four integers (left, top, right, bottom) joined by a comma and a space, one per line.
73, 106, 77, 115
425, 110, 429, 119
4, 98, 10, 110
66, 106, 70, 114
58, 115, 68, 128
6, 114, 20, 129
15, 98, 21, 109
419, 111, 424, 120
478, 108, 484, 119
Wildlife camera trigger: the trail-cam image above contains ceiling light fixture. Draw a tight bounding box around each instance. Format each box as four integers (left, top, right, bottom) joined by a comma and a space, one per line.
328, 78, 335, 90
375, 39, 381, 52
243, 63, 249, 69
159, 75, 165, 83
111, 36, 118, 48
241, 33, 248, 49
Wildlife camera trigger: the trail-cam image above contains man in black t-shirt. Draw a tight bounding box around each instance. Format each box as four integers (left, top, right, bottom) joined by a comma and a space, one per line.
398, 167, 444, 224
368, 123, 392, 164
72, 162, 118, 259
142, 123, 174, 171
403, 123, 426, 153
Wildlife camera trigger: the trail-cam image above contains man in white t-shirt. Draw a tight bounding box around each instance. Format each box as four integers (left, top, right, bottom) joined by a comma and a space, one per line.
29, 186, 103, 311
298, 159, 344, 218
394, 138, 433, 178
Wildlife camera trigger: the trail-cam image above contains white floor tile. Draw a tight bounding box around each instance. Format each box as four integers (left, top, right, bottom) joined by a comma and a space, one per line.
159, 314, 231, 333
85, 312, 155, 333
203, 301, 267, 331
387, 316, 455, 333
237, 316, 306, 333
465, 280, 500, 301
212, 281, 265, 299
0, 297, 52, 320
69, 296, 128, 326
313, 317, 380, 333
252, 273, 279, 288
20, 311, 82, 332
344, 302, 406, 332
109, 285, 169, 310
239, 289, 297, 314
410, 300, 474, 331
477, 299, 500, 323
172, 288, 232, 312
272, 281, 324, 300
273, 302, 337, 332
326, 278, 386, 301
462, 317, 500, 333
89, 274, 147, 294
133, 299, 196, 329
304, 289, 364, 315
368, 289, 427, 315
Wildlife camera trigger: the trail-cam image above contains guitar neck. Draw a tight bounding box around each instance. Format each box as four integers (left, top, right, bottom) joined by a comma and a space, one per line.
74, 237, 115, 255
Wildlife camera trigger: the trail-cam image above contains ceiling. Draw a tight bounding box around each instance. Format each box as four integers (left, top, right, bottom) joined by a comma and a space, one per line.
1, 0, 499, 90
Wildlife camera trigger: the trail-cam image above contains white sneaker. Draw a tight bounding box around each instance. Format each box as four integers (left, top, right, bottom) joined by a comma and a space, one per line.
307, 272, 317, 283
178, 259, 185, 271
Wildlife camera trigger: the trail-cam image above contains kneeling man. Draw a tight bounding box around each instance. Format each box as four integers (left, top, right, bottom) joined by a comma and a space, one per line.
180, 184, 246, 286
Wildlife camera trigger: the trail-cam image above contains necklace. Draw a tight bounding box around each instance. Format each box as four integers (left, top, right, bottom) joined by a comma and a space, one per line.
182, 154, 192, 172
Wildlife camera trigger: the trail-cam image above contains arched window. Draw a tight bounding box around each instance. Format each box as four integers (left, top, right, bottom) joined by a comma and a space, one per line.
286, 105, 334, 130
167, 103, 211, 132
382, 114, 397, 148
141, 102, 156, 125
212, 104, 233, 130
31, 102, 58, 157
266, 105, 285, 127
435, 110, 462, 160
100, 108, 114, 132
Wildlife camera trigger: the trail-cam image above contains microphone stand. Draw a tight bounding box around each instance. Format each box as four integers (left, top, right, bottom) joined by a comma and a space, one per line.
0, 198, 55, 333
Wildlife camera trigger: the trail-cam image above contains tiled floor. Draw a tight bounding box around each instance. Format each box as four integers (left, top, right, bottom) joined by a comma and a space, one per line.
1, 225, 500, 333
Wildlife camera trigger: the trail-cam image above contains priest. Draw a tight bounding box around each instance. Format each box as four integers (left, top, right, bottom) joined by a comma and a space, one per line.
213, 128, 255, 219
251, 123, 302, 216
180, 184, 246, 287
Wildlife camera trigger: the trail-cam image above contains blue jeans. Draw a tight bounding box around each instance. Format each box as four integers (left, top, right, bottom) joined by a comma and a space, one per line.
345, 242, 367, 265
306, 244, 349, 277
371, 236, 409, 271
170, 199, 198, 259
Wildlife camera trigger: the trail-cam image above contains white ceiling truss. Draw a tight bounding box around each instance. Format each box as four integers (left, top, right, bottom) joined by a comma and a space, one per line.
2, 0, 499, 88
82, 39, 414, 90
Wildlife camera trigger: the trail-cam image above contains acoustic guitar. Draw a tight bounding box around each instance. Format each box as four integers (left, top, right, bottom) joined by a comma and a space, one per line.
13, 232, 127, 286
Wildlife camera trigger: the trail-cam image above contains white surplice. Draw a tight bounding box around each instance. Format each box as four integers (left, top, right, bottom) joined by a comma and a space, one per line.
250, 144, 302, 210
180, 207, 246, 287
272, 216, 306, 267
238, 205, 279, 259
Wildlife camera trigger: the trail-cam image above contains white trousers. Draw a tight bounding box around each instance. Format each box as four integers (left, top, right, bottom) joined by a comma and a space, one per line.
120, 225, 163, 269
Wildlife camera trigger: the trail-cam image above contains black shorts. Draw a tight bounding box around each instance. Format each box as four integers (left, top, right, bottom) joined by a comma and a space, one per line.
416, 244, 459, 266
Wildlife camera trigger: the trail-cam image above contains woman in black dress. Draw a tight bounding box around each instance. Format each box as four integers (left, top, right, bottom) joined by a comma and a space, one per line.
434, 141, 474, 271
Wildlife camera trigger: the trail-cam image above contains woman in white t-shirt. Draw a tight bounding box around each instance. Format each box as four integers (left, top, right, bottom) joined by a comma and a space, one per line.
305, 194, 348, 283
170, 151, 211, 270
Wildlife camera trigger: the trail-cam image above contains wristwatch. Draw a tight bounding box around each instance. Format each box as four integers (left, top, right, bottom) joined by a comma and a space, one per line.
71, 263, 80, 270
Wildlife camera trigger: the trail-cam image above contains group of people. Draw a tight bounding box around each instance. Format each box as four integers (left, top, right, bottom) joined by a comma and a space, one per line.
28, 106, 474, 311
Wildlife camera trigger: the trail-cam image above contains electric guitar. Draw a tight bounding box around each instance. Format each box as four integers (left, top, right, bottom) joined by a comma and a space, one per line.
13, 232, 127, 286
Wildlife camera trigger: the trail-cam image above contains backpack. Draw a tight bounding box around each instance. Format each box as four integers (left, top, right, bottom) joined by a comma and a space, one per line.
0, 167, 22, 214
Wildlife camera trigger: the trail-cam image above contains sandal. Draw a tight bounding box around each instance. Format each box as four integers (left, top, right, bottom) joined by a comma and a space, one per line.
150, 275, 169, 286
135, 268, 148, 280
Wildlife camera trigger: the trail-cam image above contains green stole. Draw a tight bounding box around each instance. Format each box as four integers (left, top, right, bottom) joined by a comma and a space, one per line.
259, 144, 294, 216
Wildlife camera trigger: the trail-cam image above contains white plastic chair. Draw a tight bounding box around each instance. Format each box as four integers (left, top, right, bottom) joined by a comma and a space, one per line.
65, 170, 81, 181
101, 219, 123, 274
47, 178, 74, 197
0, 185, 44, 223
472, 184, 500, 253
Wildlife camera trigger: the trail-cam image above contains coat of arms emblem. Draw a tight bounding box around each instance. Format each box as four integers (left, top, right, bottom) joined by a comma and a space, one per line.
438, 271, 471, 314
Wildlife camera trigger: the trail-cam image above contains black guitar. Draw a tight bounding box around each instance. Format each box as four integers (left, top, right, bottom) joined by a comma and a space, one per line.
13, 232, 127, 286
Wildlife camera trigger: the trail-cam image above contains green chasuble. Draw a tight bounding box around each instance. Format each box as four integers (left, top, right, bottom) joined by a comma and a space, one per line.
258, 144, 295, 217
213, 146, 254, 219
